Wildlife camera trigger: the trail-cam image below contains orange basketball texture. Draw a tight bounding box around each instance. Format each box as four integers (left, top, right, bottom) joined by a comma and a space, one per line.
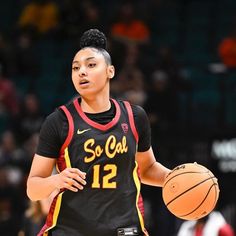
162, 163, 219, 220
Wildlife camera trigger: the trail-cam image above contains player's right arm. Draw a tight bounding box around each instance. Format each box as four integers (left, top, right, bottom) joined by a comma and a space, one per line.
27, 154, 86, 201
26, 109, 86, 201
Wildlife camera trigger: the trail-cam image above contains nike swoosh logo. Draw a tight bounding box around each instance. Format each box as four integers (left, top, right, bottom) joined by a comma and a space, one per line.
77, 128, 91, 135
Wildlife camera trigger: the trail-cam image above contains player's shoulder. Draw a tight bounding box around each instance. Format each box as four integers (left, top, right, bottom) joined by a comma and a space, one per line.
115, 99, 147, 117
117, 99, 148, 124
40, 109, 65, 134
44, 101, 73, 126
129, 104, 149, 128
130, 103, 147, 116
46, 107, 66, 122
51, 96, 79, 119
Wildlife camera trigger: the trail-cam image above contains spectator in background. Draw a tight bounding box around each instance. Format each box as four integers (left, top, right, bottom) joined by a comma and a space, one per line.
153, 46, 190, 92
17, 0, 59, 37
79, 1, 105, 34
0, 70, 19, 117
110, 1, 150, 45
13, 93, 44, 144
20, 133, 40, 175
0, 130, 26, 177
144, 71, 179, 132
177, 211, 235, 236
0, 33, 16, 77
218, 27, 236, 69
111, 43, 147, 106
14, 32, 40, 82
18, 199, 50, 236
59, 0, 105, 40
114, 66, 147, 106
0, 193, 20, 236
58, 0, 84, 38
143, 46, 191, 133
0, 130, 26, 236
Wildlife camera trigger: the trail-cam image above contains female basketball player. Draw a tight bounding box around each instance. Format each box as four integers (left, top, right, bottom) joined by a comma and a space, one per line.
27, 29, 171, 236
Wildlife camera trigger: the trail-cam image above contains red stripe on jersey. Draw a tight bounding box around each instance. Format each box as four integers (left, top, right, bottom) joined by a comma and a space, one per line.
73, 98, 121, 131
59, 106, 74, 153
123, 101, 139, 143
57, 105, 74, 171
37, 194, 59, 236
133, 162, 148, 235
37, 192, 64, 236
137, 166, 145, 218
37, 224, 48, 236
138, 194, 145, 218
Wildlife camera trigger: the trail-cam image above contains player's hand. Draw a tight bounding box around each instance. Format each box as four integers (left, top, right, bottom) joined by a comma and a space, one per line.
55, 168, 86, 192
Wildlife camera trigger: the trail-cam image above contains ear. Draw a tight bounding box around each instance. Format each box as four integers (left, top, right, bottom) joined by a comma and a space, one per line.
107, 65, 115, 79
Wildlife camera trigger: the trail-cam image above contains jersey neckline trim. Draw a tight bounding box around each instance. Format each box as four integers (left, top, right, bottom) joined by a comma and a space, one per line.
73, 98, 121, 131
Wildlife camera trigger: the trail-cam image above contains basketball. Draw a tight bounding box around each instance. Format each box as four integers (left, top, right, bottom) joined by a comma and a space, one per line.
162, 162, 219, 220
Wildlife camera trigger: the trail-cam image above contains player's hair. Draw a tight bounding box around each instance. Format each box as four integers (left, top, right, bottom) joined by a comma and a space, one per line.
79, 29, 112, 65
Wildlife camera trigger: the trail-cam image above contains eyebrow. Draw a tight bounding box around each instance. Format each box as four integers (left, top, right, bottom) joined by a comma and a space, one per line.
72, 57, 96, 64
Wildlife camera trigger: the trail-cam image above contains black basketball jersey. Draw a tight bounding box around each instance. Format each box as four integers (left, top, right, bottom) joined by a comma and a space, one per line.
38, 98, 148, 236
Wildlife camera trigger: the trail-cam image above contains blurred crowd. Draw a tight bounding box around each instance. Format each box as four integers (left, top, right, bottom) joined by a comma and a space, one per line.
0, 0, 236, 235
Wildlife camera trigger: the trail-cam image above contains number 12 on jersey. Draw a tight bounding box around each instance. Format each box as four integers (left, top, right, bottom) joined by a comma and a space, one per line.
92, 164, 117, 189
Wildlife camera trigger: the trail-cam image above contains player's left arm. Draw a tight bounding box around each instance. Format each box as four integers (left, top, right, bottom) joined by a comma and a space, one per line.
136, 147, 171, 187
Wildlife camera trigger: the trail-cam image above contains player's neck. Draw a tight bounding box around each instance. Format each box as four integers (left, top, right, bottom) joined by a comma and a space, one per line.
80, 96, 111, 114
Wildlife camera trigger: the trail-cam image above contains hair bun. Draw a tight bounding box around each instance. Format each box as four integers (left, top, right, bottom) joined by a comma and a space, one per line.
80, 29, 107, 50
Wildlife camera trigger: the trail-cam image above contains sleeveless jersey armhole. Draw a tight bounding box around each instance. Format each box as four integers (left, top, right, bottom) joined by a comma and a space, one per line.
59, 105, 74, 154
123, 101, 139, 143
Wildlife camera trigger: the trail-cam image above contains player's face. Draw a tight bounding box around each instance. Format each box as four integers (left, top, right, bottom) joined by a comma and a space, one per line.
72, 48, 114, 98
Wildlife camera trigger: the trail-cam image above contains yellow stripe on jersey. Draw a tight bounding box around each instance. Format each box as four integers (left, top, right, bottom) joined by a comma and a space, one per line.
133, 161, 148, 236
56, 147, 71, 172
64, 147, 72, 168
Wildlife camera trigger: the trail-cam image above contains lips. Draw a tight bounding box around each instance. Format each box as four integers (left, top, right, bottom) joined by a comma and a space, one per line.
79, 79, 89, 85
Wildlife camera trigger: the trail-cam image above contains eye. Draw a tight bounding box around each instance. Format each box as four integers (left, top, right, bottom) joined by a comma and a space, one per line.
72, 66, 79, 71
88, 63, 96, 68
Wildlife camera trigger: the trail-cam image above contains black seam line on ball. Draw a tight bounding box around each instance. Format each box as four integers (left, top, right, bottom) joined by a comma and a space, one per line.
164, 171, 209, 188
166, 176, 217, 206
179, 183, 218, 218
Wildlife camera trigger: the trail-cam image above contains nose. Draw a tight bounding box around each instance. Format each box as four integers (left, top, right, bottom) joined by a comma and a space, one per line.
79, 66, 87, 77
